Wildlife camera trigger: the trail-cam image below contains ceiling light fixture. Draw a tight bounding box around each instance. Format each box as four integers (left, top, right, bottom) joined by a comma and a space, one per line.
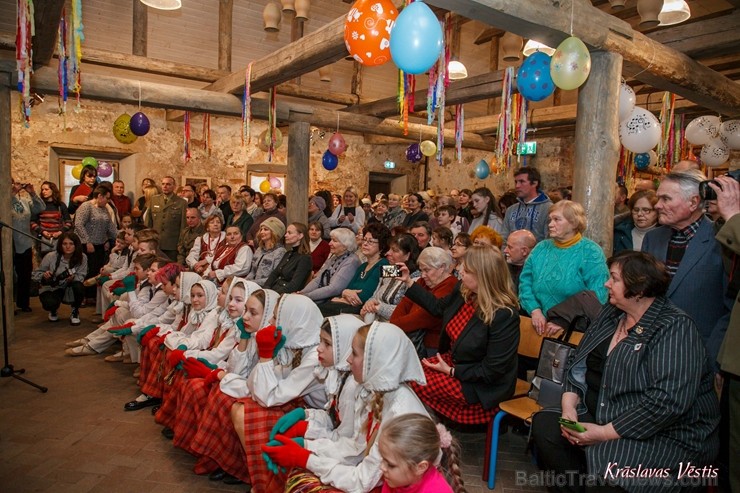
448, 60, 468, 80
522, 40, 555, 57
658, 0, 691, 26
139, 0, 181, 10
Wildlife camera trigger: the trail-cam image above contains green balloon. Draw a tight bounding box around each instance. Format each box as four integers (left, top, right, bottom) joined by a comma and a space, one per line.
82, 156, 98, 168
550, 36, 591, 91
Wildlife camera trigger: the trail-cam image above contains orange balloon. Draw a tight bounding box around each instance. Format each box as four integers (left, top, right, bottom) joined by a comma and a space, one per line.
344, 0, 398, 67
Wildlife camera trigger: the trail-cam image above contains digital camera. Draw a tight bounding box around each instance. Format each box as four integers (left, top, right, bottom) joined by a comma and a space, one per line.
699, 169, 740, 201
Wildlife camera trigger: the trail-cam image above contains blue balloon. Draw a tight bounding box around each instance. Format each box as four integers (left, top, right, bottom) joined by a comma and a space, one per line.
130, 112, 150, 136
390, 2, 443, 75
475, 159, 490, 179
322, 150, 338, 171
517, 52, 555, 102
634, 152, 650, 170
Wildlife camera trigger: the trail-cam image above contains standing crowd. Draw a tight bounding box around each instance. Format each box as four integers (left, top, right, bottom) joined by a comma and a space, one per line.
8, 162, 738, 492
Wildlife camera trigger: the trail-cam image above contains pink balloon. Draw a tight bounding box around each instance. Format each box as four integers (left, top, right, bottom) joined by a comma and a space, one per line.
97, 161, 113, 177
269, 177, 282, 189
328, 132, 347, 156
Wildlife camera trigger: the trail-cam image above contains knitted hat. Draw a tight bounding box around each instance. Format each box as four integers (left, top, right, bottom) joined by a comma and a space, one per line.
309, 195, 326, 212
261, 217, 286, 239
361, 198, 372, 206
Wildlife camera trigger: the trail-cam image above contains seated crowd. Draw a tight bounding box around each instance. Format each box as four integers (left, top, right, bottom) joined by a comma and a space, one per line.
11, 162, 734, 492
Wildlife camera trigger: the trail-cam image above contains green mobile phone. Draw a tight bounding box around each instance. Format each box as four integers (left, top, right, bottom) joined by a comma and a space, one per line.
558, 417, 587, 433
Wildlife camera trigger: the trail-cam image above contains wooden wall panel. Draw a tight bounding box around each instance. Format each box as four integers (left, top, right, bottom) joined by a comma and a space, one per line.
146, 1, 219, 68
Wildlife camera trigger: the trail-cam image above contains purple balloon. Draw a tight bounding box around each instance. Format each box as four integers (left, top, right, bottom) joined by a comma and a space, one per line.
322, 150, 339, 171
328, 132, 347, 156
405, 143, 423, 163
130, 112, 150, 136
97, 161, 113, 178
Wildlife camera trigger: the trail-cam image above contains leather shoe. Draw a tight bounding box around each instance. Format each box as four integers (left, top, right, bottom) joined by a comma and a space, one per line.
123, 395, 161, 411
161, 427, 174, 440
151, 405, 160, 415
65, 337, 89, 348
104, 352, 124, 363
208, 469, 226, 481
65, 344, 97, 357
222, 473, 243, 485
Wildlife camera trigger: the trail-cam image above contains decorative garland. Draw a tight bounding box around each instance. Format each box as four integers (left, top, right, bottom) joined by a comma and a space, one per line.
70, 0, 83, 108
657, 91, 675, 171
203, 113, 211, 155
454, 104, 463, 162
495, 66, 514, 169
267, 86, 277, 162
183, 111, 191, 162
16, 0, 34, 127
242, 61, 253, 146
57, 9, 68, 120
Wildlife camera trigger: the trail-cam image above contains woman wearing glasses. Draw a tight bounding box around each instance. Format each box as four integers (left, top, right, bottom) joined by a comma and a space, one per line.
317, 223, 392, 317
299, 227, 360, 304
613, 190, 659, 253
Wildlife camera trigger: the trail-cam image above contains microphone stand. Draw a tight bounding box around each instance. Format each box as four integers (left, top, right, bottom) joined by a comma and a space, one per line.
0, 219, 52, 393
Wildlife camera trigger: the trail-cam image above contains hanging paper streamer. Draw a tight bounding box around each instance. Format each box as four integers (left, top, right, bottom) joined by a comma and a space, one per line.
242, 62, 253, 146
183, 111, 191, 162
656, 92, 675, 172
57, 9, 69, 120
70, 0, 84, 108
16, 0, 34, 126
397, 69, 407, 134
495, 67, 515, 170
517, 95, 528, 168
203, 113, 211, 155
267, 86, 277, 162
426, 62, 438, 125
436, 50, 446, 163
454, 104, 463, 163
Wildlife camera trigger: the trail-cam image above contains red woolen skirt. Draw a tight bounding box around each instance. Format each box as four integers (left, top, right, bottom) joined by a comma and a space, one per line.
190, 387, 248, 482
410, 353, 497, 425
241, 397, 303, 493
154, 370, 185, 429
171, 377, 216, 454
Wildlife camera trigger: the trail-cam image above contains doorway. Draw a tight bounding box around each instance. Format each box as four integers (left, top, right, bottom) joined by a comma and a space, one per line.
368, 172, 407, 200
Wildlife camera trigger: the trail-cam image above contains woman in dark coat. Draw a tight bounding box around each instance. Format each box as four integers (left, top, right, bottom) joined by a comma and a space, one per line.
398, 244, 520, 424
263, 222, 313, 294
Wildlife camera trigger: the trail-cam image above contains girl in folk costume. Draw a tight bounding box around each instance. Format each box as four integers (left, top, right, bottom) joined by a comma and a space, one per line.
205, 226, 253, 283
268, 314, 366, 445
170, 280, 262, 454
156, 277, 247, 436
187, 215, 225, 273
262, 322, 429, 493
378, 414, 465, 493
124, 271, 201, 411
189, 288, 279, 483
228, 294, 325, 492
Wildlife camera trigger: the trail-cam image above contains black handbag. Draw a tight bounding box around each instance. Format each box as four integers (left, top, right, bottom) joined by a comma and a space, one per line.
528, 321, 581, 408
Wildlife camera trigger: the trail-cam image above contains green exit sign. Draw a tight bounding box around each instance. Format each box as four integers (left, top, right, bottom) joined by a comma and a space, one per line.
517, 142, 537, 155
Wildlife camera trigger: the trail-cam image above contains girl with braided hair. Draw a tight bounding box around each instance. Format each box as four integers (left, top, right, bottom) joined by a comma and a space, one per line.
378, 413, 465, 493
263, 321, 429, 493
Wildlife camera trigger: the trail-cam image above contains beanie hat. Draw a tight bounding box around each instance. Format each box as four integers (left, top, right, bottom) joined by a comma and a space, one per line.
309, 195, 326, 212
261, 217, 286, 240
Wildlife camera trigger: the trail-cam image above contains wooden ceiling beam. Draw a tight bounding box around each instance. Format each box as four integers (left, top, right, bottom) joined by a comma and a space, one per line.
31, 0, 66, 67
647, 10, 740, 61
427, 0, 740, 116
206, 15, 347, 95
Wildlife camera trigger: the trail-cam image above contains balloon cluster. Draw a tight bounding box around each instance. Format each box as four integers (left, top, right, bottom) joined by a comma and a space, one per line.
685, 116, 739, 167
72, 157, 114, 180
322, 132, 346, 171
259, 176, 283, 193
113, 114, 137, 144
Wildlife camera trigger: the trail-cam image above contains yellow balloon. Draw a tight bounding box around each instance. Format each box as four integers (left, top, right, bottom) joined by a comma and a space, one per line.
550, 36, 591, 91
259, 180, 271, 193
420, 140, 437, 157
71, 163, 84, 180
258, 129, 283, 151
113, 113, 137, 144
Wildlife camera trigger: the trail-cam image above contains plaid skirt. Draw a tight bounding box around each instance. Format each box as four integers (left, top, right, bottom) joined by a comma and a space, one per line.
241, 397, 303, 493
410, 353, 497, 425
139, 339, 168, 398
190, 387, 249, 482
284, 468, 383, 493
172, 377, 215, 454
154, 370, 185, 430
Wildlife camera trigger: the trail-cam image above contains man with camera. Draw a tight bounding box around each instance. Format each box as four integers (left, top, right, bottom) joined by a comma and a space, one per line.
710, 173, 740, 493
642, 170, 731, 368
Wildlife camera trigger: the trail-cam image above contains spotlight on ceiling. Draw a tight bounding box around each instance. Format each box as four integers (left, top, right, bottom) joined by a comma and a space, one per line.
658, 0, 691, 26
522, 39, 555, 57
139, 0, 182, 10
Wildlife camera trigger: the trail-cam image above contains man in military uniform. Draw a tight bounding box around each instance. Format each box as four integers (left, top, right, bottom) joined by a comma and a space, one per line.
145, 176, 187, 261
177, 207, 204, 266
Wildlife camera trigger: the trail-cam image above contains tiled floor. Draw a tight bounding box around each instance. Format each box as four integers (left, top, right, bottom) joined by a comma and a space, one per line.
0, 300, 545, 493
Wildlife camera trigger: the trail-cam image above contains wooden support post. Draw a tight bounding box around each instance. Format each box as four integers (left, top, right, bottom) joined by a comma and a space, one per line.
286, 122, 310, 226
0, 73, 14, 343
487, 35, 499, 114
573, 51, 623, 255
132, 0, 148, 57
351, 61, 362, 99
218, 0, 233, 71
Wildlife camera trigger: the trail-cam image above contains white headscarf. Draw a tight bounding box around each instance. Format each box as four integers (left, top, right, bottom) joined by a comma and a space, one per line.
239, 288, 279, 371
359, 321, 426, 398
219, 278, 261, 328
314, 314, 365, 398
188, 279, 220, 325
258, 289, 280, 330
178, 271, 201, 305
271, 293, 322, 366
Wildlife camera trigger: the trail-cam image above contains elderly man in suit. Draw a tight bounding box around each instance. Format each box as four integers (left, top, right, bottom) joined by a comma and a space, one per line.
642, 169, 731, 369
145, 176, 187, 261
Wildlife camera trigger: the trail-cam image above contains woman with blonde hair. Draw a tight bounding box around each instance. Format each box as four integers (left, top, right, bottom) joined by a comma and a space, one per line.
139, 184, 161, 225
519, 200, 608, 336
397, 245, 520, 425
328, 186, 366, 233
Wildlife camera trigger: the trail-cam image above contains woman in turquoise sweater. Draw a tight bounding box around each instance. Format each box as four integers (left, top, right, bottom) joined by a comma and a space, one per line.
519, 200, 609, 336
318, 222, 391, 317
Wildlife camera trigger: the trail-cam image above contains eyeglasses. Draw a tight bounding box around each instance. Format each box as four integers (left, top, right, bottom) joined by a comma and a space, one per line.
362, 238, 379, 244
632, 207, 655, 215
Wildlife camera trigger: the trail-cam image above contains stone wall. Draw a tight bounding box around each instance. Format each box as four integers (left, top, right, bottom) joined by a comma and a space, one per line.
10, 99, 575, 201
